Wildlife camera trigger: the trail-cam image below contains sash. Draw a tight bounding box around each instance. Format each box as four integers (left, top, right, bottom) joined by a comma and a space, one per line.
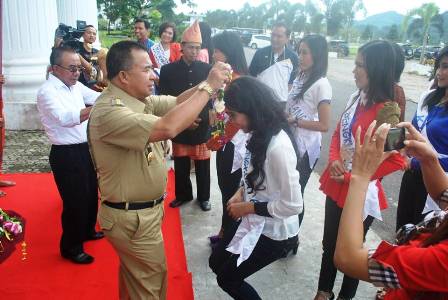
286, 73, 321, 168
226, 149, 267, 266
151, 43, 170, 68
415, 91, 447, 214
340, 91, 382, 221
258, 59, 293, 102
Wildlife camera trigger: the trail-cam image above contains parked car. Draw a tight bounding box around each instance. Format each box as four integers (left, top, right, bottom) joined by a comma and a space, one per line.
397, 43, 413, 60
328, 40, 349, 57
414, 46, 442, 60
249, 34, 271, 49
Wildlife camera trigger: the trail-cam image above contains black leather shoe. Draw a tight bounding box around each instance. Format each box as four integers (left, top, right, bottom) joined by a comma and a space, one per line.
86, 231, 105, 241
199, 200, 211, 211
169, 198, 192, 208
61, 251, 94, 264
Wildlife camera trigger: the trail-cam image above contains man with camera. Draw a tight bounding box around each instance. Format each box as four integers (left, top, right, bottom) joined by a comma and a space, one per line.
37, 46, 103, 265
54, 24, 101, 90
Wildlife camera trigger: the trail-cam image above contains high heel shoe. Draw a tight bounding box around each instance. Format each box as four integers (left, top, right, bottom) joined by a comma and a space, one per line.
282, 241, 299, 258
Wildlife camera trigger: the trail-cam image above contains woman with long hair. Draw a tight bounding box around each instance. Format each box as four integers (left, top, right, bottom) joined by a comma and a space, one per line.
209, 76, 302, 299
197, 22, 213, 64
206, 31, 249, 247
149, 22, 182, 69
396, 46, 448, 230
314, 40, 406, 300
286, 34, 332, 226
335, 121, 448, 299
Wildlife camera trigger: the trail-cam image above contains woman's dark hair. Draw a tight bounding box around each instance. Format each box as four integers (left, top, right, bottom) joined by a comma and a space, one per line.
392, 43, 405, 83
423, 46, 448, 109
224, 76, 300, 192
357, 40, 396, 107
212, 31, 248, 75
158, 22, 176, 42
199, 22, 214, 62
295, 34, 328, 100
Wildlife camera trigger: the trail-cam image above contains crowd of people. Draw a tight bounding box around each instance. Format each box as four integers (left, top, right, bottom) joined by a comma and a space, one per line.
24, 14, 448, 300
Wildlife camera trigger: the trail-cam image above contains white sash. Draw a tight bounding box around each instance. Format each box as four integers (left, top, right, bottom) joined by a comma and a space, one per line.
226, 149, 266, 266
151, 43, 170, 68
415, 91, 445, 214
340, 91, 382, 221
258, 59, 293, 102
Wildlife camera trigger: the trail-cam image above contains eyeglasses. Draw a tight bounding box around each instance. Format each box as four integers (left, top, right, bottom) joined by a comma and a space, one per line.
55, 65, 85, 73
184, 45, 202, 51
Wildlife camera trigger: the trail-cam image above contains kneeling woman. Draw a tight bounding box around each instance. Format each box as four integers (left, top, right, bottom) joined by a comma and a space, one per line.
209, 76, 303, 299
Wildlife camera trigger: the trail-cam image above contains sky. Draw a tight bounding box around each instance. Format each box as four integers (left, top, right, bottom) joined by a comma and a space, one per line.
175, 0, 448, 20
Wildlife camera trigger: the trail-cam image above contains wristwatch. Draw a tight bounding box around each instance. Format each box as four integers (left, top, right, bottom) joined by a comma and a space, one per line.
198, 81, 215, 97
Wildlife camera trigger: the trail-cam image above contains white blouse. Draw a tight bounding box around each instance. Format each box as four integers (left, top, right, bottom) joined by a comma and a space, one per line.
226, 130, 303, 265
286, 76, 332, 168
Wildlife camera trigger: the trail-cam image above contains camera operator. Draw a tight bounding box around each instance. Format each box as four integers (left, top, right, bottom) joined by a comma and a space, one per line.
54, 25, 100, 90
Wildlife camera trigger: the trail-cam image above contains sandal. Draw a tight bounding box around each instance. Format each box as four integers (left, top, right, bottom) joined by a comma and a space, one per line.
314, 291, 335, 300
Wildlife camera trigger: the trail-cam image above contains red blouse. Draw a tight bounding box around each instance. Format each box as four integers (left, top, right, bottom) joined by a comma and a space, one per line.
371, 235, 448, 299
319, 102, 406, 209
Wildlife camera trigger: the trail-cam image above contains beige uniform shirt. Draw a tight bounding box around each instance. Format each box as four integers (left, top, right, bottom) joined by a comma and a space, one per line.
88, 83, 177, 203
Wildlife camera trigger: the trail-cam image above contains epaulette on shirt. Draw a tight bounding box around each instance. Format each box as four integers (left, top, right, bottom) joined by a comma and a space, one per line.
110, 98, 125, 107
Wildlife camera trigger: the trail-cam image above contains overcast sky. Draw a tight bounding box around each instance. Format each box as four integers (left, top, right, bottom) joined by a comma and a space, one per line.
175, 0, 448, 19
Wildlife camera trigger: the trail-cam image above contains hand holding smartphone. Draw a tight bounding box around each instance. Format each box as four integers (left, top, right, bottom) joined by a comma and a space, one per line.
384, 127, 406, 152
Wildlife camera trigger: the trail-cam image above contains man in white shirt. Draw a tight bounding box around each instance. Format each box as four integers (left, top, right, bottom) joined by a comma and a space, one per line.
37, 46, 103, 264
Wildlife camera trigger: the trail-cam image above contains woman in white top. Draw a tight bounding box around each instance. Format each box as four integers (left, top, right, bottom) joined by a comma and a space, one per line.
286, 35, 332, 206
209, 76, 303, 300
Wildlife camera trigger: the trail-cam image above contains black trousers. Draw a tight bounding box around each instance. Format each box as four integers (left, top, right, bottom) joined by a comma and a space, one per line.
174, 156, 210, 202
209, 222, 298, 300
396, 169, 428, 231
216, 143, 241, 233
318, 197, 373, 299
49, 143, 98, 255
297, 152, 316, 226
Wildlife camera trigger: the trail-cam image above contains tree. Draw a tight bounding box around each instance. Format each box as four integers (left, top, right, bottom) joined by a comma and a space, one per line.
339, 0, 366, 41
361, 25, 373, 41
403, 3, 440, 63
305, 0, 324, 34
386, 24, 400, 42
321, 0, 344, 36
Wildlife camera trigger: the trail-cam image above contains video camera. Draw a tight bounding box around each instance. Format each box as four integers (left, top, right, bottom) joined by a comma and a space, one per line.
55, 20, 87, 50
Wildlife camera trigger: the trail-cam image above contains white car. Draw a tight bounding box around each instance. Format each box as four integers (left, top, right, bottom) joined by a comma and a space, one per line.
249, 35, 271, 49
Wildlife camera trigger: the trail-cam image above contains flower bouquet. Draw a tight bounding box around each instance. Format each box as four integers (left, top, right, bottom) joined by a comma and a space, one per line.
206, 72, 240, 151
0, 208, 25, 263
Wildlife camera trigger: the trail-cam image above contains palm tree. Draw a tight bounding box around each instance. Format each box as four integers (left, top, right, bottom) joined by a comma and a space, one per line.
403, 3, 440, 64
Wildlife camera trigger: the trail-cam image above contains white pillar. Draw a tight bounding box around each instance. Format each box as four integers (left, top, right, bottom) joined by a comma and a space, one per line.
56, 0, 100, 47
2, 0, 58, 129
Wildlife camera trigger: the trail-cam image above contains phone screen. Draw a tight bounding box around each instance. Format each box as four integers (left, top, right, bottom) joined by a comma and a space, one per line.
384, 127, 405, 151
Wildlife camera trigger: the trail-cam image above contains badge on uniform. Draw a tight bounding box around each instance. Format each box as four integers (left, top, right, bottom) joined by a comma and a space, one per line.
145, 143, 154, 164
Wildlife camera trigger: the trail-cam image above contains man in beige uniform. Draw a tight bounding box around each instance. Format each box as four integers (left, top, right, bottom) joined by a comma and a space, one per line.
88, 40, 229, 299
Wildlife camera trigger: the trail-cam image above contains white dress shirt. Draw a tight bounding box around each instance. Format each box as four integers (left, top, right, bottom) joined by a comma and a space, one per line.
37, 74, 100, 145
226, 130, 303, 266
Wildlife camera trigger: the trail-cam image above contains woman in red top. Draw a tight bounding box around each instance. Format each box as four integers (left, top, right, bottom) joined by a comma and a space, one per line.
149, 22, 182, 69
335, 121, 448, 300
314, 40, 406, 300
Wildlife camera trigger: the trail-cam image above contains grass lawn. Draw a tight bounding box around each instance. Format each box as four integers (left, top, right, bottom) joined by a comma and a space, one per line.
99, 30, 130, 48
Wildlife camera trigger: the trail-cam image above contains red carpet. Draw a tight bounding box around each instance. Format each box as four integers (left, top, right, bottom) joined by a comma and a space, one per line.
0, 171, 193, 300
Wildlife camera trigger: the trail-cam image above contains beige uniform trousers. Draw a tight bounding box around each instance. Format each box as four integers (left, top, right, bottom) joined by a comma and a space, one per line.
98, 203, 167, 300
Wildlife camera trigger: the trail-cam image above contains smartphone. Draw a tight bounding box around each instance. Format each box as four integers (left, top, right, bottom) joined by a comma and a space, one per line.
384, 127, 406, 151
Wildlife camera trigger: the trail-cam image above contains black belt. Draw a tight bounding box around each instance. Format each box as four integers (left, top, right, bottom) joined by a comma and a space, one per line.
104, 196, 164, 210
